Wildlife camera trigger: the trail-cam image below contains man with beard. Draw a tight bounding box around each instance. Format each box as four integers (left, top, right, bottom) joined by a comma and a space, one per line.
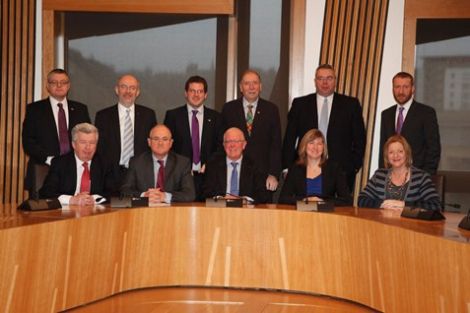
379, 72, 441, 174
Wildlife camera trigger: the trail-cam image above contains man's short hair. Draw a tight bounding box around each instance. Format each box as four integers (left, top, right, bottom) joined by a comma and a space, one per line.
72, 123, 99, 142
239, 69, 261, 83
47, 68, 69, 81
393, 72, 414, 85
185, 76, 208, 93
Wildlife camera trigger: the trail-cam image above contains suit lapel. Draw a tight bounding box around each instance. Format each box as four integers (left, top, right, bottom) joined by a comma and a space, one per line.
44, 99, 60, 144
401, 102, 416, 135
111, 105, 121, 149
163, 153, 176, 190
201, 107, 212, 154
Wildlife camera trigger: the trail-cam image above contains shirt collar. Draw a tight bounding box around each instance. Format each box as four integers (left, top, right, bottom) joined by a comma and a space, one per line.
186, 104, 204, 114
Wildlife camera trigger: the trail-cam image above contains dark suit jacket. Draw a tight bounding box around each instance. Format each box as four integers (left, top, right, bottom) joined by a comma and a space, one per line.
380, 101, 441, 174
282, 93, 366, 183
39, 152, 113, 199
202, 155, 270, 204
22, 98, 91, 189
120, 151, 195, 202
164, 105, 222, 165
221, 98, 282, 178
94, 104, 157, 168
278, 161, 352, 206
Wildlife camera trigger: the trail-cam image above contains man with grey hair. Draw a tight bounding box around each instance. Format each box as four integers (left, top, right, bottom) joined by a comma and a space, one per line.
40, 123, 114, 205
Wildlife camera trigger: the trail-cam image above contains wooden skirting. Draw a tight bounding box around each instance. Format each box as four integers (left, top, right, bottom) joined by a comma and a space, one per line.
0, 204, 470, 312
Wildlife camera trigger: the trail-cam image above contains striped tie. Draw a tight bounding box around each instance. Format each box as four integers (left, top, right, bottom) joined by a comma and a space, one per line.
121, 109, 134, 167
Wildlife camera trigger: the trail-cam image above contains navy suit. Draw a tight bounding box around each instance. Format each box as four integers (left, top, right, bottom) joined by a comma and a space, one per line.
221, 98, 282, 179
164, 105, 222, 200
202, 155, 270, 204
282, 92, 366, 190
39, 153, 113, 199
22, 98, 91, 191
120, 151, 195, 202
380, 101, 441, 174
94, 104, 157, 185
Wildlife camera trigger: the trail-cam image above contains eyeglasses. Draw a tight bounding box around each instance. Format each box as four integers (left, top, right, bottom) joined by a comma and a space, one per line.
48, 80, 70, 87
149, 137, 171, 143
224, 140, 245, 144
118, 84, 138, 92
315, 76, 335, 82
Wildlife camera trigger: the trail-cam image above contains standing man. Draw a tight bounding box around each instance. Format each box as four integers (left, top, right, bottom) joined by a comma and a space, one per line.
221, 69, 282, 200
203, 127, 269, 204
164, 75, 222, 201
94, 74, 157, 187
380, 72, 441, 174
22, 68, 91, 197
39, 123, 113, 205
120, 124, 195, 203
282, 64, 366, 191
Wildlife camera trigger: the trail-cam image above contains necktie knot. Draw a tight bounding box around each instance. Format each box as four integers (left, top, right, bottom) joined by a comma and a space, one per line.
82, 162, 88, 169
158, 160, 164, 167
57, 102, 63, 108
192, 109, 198, 116
231, 162, 238, 169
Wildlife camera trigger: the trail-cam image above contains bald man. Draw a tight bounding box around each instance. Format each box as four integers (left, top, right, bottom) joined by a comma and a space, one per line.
203, 127, 269, 204
95, 74, 157, 188
120, 124, 195, 203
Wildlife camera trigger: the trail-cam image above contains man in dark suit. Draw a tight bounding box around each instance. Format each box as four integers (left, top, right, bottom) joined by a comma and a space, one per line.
22, 68, 91, 197
121, 124, 195, 203
221, 70, 282, 200
282, 64, 366, 191
379, 72, 441, 174
203, 127, 269, 203
39, 123, 113, 205
164, 76, 222, 201
95, 74, 157, 187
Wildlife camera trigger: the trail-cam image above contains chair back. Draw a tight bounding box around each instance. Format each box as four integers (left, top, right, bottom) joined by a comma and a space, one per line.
430, 174, 445, 209
29, 164, 50, 199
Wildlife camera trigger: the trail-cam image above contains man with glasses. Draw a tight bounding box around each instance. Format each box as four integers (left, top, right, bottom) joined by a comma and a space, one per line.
121, 124, 195, 203
202, 127, 269, 203
164, 76, 222, 201
22, 68, 91, 198
282, 64, 366, 191
95, 74, 157, 189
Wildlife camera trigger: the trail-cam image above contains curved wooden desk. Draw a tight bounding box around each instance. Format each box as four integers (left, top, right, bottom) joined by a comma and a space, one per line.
0, 204, 469, 312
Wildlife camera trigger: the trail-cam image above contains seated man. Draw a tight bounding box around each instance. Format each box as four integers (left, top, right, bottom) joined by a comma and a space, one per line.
120, 124, 195, 203
203, 127, 269, 204
39, 123, 114, 205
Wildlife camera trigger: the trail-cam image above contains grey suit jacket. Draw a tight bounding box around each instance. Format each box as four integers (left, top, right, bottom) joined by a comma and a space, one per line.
120, 151, 195, 202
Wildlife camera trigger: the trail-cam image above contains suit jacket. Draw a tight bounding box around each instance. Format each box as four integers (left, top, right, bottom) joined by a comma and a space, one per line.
22, 98, 91, 189
94, 104, 157, 168
278, 161, 352, 206
164, 105, 222, 165
282, 92, 366, 179
120, 151, 195, 202
221, 98, 282, 178
39, 152, 113, 199
202, 155, 270, 204
380, 101, 441, 174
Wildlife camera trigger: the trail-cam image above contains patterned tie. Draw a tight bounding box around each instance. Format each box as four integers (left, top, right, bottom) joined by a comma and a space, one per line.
318, 97, 329, 140
80, 162, 90, 193
121, 109, 134, 167
230, 162, 239, 196
156, 160, 165, 191
191, 110, 200, 164
246, 104, 254, 136
57, 103, 70, 155
396, 106, 405, 134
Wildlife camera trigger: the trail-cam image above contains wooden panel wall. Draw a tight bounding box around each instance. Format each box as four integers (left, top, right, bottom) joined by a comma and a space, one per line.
0, 0, 35, 204
320, 0, 389, 199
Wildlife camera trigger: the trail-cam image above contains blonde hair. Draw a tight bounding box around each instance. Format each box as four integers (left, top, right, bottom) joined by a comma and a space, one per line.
383, 135, 413, 168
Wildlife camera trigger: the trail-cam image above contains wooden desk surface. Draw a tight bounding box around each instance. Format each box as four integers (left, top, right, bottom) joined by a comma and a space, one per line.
1, 203, 470, 312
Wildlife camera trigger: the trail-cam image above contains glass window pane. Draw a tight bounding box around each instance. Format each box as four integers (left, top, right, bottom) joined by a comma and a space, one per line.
66, 13, 218, 122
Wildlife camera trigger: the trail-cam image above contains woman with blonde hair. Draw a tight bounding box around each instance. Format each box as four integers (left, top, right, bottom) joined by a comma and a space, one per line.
358, 135, 441, 211
279, 129, 351, 205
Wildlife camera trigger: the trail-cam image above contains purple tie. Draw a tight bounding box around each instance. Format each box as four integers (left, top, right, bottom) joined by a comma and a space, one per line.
191, 110, 200, 164
57, 103, 70, 155
396, 106, 405, 134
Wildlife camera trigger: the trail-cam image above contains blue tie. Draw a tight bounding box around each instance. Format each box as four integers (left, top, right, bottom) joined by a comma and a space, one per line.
230, 162, 239, 196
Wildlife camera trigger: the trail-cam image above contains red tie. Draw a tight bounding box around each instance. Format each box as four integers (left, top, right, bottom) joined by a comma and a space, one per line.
80, 162, 91, 193
156, 160, 165, 191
